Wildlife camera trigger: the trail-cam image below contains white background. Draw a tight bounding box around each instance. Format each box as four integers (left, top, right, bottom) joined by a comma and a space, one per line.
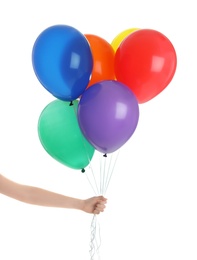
0, 0, 196, 259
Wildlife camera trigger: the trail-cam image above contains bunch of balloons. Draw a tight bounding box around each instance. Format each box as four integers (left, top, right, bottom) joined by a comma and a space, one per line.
32, 24, 177, 171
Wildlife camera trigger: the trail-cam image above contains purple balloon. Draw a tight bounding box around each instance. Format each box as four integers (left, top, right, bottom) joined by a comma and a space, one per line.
77, 80, 139, 154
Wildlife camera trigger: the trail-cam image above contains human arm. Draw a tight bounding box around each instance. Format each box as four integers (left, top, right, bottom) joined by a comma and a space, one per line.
0, 174, 107, 214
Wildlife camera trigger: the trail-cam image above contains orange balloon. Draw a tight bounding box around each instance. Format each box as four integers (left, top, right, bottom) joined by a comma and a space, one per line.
85, 34, 115, 88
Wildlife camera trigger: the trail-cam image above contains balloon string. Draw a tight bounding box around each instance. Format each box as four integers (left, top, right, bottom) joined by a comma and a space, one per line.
102, 149, 120, 195
100, 154, 108, 195
84, 151, 100, 196
82, 151, 100, 195
88, 151, 120, 260
99, 154, 106, 195
103, 153, 112, 194
99, 153, 103, 194
89, 214, 101, 260
95, 150, 121, 196
87, 151, 120, 260
85, 170, 99, 196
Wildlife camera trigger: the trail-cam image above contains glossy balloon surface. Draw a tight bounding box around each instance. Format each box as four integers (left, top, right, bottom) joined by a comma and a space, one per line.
38, 99, 95, 169
78, 80, 139, 154
32, 25, 93, 101
85, 34, 115, 88
114, 29, 177, 103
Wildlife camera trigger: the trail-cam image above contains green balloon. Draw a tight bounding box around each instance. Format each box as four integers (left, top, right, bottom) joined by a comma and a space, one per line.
38, 99, 95, 170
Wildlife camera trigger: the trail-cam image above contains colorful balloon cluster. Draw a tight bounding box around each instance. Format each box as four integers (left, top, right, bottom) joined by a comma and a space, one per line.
32, 24, 177, 171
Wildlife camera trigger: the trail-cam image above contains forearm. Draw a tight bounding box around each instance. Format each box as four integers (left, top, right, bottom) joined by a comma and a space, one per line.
0, 174, 84, 210
20, 186, 84, 209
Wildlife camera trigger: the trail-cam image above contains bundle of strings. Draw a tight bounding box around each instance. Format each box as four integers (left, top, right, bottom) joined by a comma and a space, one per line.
85, 151, 120, 259
89, 214, 101, 260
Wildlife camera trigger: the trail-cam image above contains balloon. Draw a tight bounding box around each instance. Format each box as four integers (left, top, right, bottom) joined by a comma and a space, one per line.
38, 99, 95, 170
32, 25, 93, 101
85, 34, 115, 88
78, 80, 139, 154
114, 29, 177, 103
111, 28, 140, 52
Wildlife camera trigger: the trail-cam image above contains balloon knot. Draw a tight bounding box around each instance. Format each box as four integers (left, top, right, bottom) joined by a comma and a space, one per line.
81, 168, 85, 173
103, 153, 107, 157
69, 101, 73, 106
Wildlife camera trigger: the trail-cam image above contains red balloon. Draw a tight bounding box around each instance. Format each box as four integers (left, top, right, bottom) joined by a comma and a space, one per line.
114, 29, 177, 103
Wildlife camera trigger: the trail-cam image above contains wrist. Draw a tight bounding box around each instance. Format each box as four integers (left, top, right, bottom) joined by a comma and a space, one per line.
73, 198, 85, 211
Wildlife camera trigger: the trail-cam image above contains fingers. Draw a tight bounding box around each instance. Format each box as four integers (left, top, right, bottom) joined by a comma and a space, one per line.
93, 209, 100, 214
97, 195, 107, 202
94, 200, 106, 214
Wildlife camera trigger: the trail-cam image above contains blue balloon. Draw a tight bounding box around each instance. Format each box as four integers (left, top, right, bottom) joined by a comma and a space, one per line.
32, 25, 93, 101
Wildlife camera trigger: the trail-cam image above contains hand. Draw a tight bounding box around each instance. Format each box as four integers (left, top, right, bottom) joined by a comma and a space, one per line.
82, 196, 107, 214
